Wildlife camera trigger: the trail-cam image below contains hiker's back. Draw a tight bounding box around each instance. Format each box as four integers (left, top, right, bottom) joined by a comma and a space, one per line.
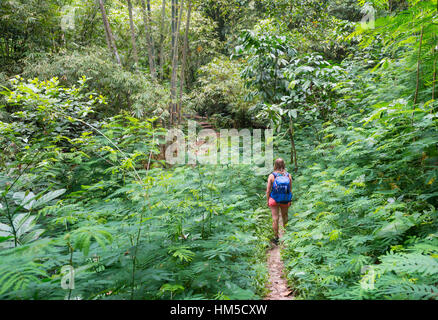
270, 172, 292, 203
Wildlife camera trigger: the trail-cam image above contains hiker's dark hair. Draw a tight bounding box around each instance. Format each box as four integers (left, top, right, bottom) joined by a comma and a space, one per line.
273, 158, 286, 172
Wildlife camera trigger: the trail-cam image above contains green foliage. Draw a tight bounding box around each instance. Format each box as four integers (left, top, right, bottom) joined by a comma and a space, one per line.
190, 55, 257, 127
279, 0, 438, 300
196, 0, 263, 43
260, 0, 359, 60
2, 0, 438, 302
281, 53, 345, 122
236, 20, 296, 104
70, 226, 113, 256
0, 260, 47, 296
236, 22, 346, 134
0, 163, 271, 299
0, 0, 64, 72
0, 76, 270, 299
21, 49, 169, 118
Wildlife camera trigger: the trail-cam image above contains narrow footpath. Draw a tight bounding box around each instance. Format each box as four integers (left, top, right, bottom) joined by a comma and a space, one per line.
185, 113, 294, 300
265, 216, 294, 300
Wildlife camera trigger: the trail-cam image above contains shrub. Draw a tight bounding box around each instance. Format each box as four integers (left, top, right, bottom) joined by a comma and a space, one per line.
21, 48, 170, 119
189, 56, 258, 128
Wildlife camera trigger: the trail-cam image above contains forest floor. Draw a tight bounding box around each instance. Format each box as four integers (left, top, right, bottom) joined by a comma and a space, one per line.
264, 216, 294, 300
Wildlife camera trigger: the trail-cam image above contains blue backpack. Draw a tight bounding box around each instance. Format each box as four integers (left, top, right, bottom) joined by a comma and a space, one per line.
270, 172, 292, 203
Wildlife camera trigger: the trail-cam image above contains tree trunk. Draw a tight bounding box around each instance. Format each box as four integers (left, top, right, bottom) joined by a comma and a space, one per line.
169, 0, 176, 124
433, 32, 437, 102
289, 118, 298, 172
169, 0, 183, 125
171, 0, 175, 69
127, 0, 139, 69
414, 26, 424, 105
171, 0, 179, 65
98, 0, 121, 65
159, 0, 166, 80
5, 39, 9, 60
433, 57, 436, 102
177, 0, 192, 123
99, 0, 112, 52
140, 0, 157, 79
147, 0, 156, 65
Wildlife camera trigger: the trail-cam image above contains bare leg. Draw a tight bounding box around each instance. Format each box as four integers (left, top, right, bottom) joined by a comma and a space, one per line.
280, 206, 289, 229
270, 205, 280, 238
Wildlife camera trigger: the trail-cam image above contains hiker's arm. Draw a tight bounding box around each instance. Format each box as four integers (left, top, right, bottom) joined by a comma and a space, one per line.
266, 175, 273, 205
289, 174, 293, 194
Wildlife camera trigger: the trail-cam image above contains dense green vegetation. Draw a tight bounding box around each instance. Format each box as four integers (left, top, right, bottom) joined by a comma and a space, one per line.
1, 0, 437, 300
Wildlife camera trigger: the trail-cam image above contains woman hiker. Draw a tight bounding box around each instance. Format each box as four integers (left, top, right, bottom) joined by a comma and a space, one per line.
266, 158, 292, 244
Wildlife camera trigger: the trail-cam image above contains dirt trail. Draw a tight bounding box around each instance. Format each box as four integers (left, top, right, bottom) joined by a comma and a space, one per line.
185, 113, 293, 299
265, 216, 294, 300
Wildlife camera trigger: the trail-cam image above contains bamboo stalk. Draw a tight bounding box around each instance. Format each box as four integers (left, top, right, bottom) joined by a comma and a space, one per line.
140, 0, 157, 79
177, 0, 192, 124
169, 0, 184, 125
159, 0, 166, 80
127, 0, 139, 69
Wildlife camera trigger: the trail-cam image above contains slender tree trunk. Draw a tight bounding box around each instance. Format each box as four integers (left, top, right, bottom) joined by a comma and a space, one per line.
433, 57, 436, 101
159, 0, 166, 80
412, 26, 424, 141
171, 0, 175, 67
169, 0, 183, 125
414, 26, 424, 105
98, 0, 121, 65
177, 0, 192, 123
169, 0, 176, 124
433, 32, 437, 102
146, 0, 157, 66
5, 39, 9, 60
140, 0, 157, 79
99, 0, 112, 52
434, 3, 437, 100
127, 0, 139, 69
175, 0, 179, 46
289, 118, 298, 172
171, 0, 179, 64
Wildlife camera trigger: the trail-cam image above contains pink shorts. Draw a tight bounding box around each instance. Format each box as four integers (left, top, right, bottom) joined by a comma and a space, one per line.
268, 197, 291, 208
